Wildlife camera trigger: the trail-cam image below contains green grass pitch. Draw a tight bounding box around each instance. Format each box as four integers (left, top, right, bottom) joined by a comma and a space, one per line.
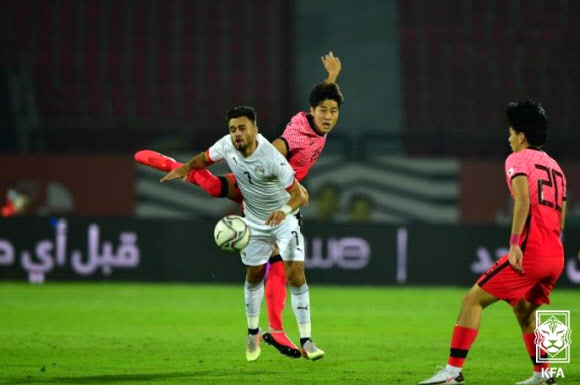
1, 283, 578, 384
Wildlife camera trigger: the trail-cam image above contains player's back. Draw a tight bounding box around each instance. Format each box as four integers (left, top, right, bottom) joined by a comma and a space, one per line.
505, 149, 566, 257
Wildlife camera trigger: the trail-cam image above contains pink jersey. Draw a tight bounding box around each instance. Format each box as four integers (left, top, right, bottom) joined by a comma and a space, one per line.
505, 149, 566, 257
280, 112, 327, 181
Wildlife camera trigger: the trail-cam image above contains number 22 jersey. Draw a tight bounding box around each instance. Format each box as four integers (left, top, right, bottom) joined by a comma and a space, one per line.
505, 149, 566, 257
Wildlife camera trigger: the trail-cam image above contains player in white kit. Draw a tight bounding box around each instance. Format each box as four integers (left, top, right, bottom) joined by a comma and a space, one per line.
161, 106, 325, 362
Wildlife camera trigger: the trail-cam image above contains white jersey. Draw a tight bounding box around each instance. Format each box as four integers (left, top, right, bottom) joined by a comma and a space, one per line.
207, 134, 296, 223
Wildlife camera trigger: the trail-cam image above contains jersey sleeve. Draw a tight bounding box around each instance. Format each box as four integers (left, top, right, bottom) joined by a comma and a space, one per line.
505, 152, 528, 182
280, 120, 303, 154
271, 150, 296, 189
206, 135, 229, 163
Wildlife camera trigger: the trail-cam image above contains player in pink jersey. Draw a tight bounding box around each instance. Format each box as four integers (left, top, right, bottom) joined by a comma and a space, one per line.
135, 52, 343, 359
419, 101, 567, 385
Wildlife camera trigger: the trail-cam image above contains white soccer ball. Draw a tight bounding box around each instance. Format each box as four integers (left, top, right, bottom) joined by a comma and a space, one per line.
214, 215, 251, 252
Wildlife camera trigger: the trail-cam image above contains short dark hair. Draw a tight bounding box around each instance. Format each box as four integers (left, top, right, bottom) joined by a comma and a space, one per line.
225, 106, 257, 125
506, 100, 548, 147
309, 82, 344, 109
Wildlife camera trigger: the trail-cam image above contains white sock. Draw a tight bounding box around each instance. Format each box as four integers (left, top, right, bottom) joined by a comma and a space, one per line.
291, 283, 311, 338
445, 364, 461, 375
244, 280, 264, 330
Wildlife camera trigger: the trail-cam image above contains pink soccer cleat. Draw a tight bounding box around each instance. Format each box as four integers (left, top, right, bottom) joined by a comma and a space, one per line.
134, 150, 180, 172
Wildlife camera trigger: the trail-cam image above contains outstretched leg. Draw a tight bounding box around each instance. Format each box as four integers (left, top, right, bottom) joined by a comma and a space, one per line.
135, 150, 242, 202
419, 285, 498, 384
448, 285, 497, 366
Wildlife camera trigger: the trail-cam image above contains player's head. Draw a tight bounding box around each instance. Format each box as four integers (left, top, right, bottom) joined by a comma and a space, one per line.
226, 106, 258, 153
506, 100, 548, 152
309, 82, 344, 134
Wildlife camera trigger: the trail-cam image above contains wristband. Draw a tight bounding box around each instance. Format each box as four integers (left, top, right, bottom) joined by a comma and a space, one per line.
509, 233, 521, 245
280, 205, 292, 216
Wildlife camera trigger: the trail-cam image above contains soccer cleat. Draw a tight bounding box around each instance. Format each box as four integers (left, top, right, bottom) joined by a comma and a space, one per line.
262, 330, 302, 358
300, 340, 325, 361
134, 150, 179, 172
418, 367, 465, 384
515, 374, 556, 384
246, 330, 262, 362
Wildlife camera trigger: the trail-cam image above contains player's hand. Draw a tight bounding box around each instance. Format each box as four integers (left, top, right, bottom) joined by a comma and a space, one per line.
508, 245, 525, 275
265, 211, 286, 227
160, 164, 190, 182
322, 51, 341, 83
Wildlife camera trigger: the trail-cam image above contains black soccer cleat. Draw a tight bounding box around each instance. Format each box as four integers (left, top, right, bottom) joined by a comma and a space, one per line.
262, 331, 302, 358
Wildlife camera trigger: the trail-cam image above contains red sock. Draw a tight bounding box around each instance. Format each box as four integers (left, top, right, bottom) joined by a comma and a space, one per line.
523, 333, 550, 372
227, 174, 243, 204
187, 168, 223, 197
171, 161, 183, 169
447, 325, 478, 368
265, 259, 286, 331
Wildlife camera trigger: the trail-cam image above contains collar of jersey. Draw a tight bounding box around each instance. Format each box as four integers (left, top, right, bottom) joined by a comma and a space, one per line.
236, 134, 262, 159
306, 114, 326, 137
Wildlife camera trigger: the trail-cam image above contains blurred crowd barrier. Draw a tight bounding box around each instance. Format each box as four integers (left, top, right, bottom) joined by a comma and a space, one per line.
1, 217, 579, 286
0, 0, 294, 152
0, 155, 134, 216
3, 155, 579, 226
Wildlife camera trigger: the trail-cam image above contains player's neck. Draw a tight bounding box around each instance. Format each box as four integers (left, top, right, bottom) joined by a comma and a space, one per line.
307, 114, 325, 136
514, 142, 532, 153
240, 140, 258, 157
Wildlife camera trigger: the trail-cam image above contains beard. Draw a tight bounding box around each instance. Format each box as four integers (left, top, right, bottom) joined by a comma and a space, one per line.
233, 139, 247, 151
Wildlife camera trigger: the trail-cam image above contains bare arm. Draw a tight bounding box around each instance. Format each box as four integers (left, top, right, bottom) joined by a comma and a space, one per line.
286, 180, 308, 211
561, 200, 566, 232
508, 175, 530, 274
510, 176, 530, 235
322, 51, 341, 84
160, 152, 213, 182
265, 180, 308, 226
272, 138, 288, 158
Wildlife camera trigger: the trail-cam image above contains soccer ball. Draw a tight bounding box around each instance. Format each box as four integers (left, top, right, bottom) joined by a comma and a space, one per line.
214, 215, 251, 252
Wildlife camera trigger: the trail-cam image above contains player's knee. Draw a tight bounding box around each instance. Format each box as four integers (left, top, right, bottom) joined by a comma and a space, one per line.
285, 268, 305, 287
283, 261, 305, 284
513, 305, 534, 328
462, 285, 494, 309
246, 275, 262, 284
246, 265, 266, 283
461, 291, 476, 307
461, 290, 485, 309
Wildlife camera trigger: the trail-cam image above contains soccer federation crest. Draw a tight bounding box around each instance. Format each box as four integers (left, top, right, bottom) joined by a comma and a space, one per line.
255, 166, 265, 176
535, 310, 572, 363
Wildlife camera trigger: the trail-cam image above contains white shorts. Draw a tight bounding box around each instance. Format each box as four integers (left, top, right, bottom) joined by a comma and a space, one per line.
240, 214, 305, 266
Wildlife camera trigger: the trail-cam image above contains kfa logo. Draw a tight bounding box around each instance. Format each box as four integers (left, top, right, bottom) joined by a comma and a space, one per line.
535, 310, 572, 364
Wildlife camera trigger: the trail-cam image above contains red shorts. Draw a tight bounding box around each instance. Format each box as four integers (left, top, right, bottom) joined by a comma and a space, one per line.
476, 254, 564, 307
